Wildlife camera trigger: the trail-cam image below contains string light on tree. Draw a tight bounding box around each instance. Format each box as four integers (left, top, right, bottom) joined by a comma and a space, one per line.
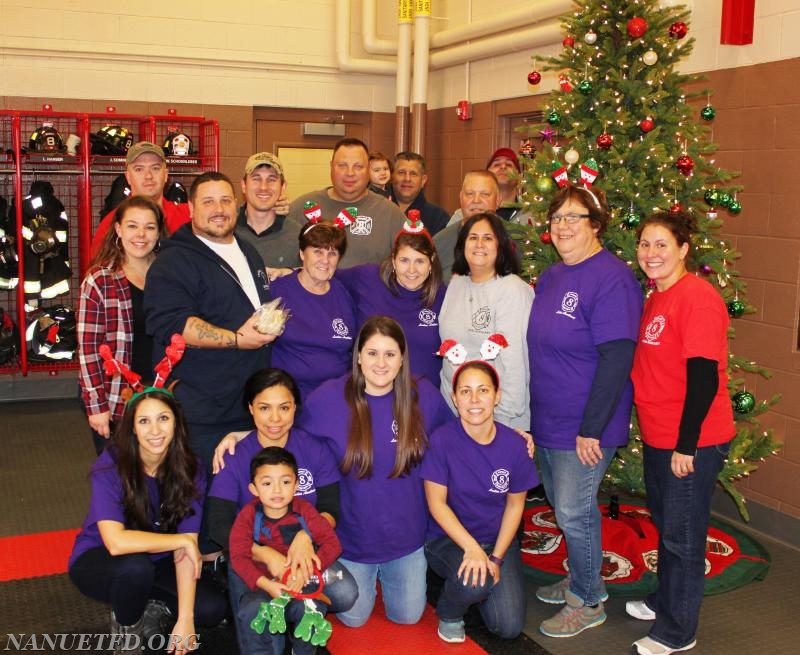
514, 0, 778, 518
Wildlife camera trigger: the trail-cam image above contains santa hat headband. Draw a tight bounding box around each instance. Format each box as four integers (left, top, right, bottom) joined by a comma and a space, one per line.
395, 209, 433, 246
100, 333, 185, 404
435, 333, 508, 388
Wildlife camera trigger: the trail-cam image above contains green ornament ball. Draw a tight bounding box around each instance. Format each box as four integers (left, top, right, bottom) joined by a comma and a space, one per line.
547, 111, 561, 126
622, 209, 641, 228
717, 192, 733, 209
535, 176, 555, 193
727, 299, 746, 318
578, 80, 593, 95
728, 200, 742, 215
732, 390, 756, 414
704, 189, 720, 207
700, 105, 716, 121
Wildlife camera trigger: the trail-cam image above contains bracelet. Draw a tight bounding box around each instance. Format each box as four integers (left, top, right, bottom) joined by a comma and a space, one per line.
233, 330, 239, 349
488, 554, 504, 567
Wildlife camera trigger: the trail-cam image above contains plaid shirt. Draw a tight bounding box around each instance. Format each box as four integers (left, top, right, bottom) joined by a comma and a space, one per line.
78, 266, 133, 422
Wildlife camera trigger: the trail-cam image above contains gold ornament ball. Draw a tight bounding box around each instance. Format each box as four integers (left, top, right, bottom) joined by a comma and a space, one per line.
643, 50, 658, 66
564, 148, 580, 165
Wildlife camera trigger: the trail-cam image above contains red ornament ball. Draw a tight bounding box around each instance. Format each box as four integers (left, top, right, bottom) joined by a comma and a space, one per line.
563, 36, 575, 48
669, 21, 688, 39
669, 202, 683, 214
639, 118, 655, 133
627, 17, 648, 38
540, 231, 553, 245
527, 70, 542, 85
596, 132, 614, 149
676, 154, 695, 175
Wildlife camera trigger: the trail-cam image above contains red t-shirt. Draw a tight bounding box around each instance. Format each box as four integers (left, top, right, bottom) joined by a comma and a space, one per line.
89, 199, 190, 259
632, 273, 735, 449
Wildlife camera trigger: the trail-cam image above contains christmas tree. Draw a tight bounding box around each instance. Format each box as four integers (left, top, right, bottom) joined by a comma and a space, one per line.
511, 0, 779, 520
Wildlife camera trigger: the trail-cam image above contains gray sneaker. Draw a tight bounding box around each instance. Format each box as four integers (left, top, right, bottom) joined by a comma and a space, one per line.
110, 611, 145, 654
142, 599, 173, 643
536, 576, 609, 605
437, 618, 466, 643
539, 590, 606, 638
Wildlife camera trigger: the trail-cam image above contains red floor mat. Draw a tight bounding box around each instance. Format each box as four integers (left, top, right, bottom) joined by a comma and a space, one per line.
326, 594, 488, 655
0, 529, 78, 581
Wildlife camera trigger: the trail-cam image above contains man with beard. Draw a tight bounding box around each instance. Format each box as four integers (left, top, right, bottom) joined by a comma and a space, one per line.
144, 172, 275, 475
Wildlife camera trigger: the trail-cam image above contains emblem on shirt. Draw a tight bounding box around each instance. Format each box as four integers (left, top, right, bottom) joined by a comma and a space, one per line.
257, 269, 270, 292
296, 468, 314, 495
350, 215, 373, 236
642, 314, 666, 345
390, 419, 399, 443
418, 308, 438, 327
556, 291, 579, 320
332, 318, 352, 339
471, 306, 492, 332
489, 468, 510, 494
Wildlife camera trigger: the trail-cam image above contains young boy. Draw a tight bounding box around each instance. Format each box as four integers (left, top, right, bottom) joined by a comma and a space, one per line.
229, 447, 342, 655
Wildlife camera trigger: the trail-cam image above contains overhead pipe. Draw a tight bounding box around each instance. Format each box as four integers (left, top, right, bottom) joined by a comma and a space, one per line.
429, 21, 562, 69
396, 0, 413, 153
363, 0, 398, 55
430, 0, 570, 49
411, 0, 431, 155
334, 0, 395, 74
359, 0, 570, 55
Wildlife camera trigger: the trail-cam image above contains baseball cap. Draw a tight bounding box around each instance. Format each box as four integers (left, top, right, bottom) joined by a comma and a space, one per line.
487, 147, 521, 173
126, 141, 166, 165
245, 152, 284, 178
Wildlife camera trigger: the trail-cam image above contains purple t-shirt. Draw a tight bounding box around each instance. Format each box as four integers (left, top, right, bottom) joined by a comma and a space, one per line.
527, 249, 642, 449
298, 374, 452, 563
420, 420, 539, 544
270, 271, 356, 399
337, 265, 446, 384
68, 449, 205, 569
208, 427, 341, 510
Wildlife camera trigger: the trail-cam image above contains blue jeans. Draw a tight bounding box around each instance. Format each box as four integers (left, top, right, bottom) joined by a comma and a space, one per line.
336, 547, 427, 627
643, 442, 729, 649
425, 536, 526, 639
536, 445, 615, 606
230, 561, 358, 652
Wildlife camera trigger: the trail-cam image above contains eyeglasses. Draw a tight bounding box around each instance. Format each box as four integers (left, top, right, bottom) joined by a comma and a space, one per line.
549, 212, 591, 225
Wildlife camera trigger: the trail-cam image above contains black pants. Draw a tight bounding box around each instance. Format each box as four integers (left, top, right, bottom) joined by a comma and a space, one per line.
69, 547, 227, 627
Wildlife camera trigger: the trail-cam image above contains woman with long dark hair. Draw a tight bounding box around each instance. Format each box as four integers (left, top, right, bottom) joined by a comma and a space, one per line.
298, 315, 452, 627
68, 389, 226, 653
78, 196, 166, 453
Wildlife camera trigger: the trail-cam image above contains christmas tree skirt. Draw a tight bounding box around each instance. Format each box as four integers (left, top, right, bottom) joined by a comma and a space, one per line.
521, 503, 771, 597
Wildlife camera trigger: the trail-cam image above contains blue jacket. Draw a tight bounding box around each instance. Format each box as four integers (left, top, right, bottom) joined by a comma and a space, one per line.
144, 223, 272, 429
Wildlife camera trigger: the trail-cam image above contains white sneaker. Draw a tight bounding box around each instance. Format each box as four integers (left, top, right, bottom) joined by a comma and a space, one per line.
632, 635, 697, 654
626, 600, 656, 621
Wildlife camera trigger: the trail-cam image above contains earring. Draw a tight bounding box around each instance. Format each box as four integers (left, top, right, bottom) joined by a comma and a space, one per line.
154, 239, 161, 252
115, 236, 122, 251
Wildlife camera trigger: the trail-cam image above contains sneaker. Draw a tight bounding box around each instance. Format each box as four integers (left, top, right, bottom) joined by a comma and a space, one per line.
141, 599, 173, 643
536, 576, 609, 605
437, 618, 466, 643
631, 635, 697, 654
539, 590, 606, 638
110, 611, 145, 654
626, 600, 656, 621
